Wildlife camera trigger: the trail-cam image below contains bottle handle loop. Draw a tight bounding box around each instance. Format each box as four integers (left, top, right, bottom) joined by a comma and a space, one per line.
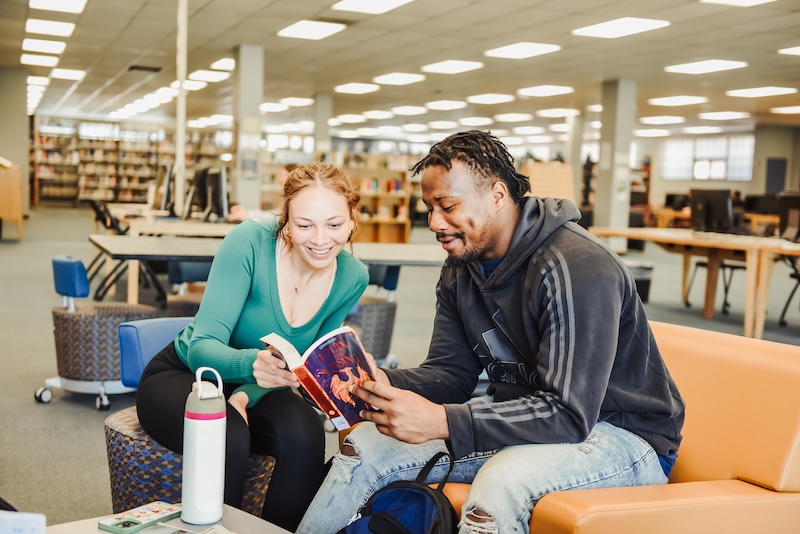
194, 366, 224, 399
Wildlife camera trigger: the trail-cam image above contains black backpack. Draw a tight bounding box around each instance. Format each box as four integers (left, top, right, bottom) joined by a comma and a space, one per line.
338, 451, 458, 534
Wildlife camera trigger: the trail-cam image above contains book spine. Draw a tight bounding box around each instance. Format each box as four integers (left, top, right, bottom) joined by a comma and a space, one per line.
293, 366, 348, 426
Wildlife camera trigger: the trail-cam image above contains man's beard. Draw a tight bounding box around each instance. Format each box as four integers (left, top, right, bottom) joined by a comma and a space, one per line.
437, 230, 491, 267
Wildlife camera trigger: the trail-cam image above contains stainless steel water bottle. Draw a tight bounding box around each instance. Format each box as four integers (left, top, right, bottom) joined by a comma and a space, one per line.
181, 366, 226, 525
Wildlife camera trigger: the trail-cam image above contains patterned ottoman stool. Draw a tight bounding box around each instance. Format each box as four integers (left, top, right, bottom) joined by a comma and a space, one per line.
104, 406, 274, 516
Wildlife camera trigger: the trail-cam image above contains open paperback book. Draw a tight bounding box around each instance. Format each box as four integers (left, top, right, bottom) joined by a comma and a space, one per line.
260, 325, 378, 431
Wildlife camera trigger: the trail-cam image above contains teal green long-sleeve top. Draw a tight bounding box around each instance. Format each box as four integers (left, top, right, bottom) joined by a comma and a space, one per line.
173, 219, 370, 407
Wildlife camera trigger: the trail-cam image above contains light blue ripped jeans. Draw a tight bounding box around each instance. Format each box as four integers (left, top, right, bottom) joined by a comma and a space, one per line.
297, 420, 667, 534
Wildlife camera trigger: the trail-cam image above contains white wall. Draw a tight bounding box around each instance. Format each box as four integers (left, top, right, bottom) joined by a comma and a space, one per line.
0, 67, 29, 213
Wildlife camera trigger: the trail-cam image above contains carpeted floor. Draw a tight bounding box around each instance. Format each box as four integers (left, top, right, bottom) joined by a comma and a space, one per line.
1, 205, 798, 526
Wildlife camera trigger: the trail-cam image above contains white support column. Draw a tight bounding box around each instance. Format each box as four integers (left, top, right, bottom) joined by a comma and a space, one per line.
314, 93, 333, 158
596, 79, 637, 251
565, 113, 585, 205
232, 45, 264, 211
174, 0, 188, 215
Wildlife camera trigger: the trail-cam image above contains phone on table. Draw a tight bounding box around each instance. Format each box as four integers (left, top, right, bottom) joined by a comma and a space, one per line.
98, 501, 182, 533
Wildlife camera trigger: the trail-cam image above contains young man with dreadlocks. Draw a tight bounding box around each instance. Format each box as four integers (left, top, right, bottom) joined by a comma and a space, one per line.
298, 130, 685, 534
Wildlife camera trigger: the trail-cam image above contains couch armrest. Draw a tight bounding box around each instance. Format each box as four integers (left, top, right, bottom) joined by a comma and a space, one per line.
531, 479, 800, 534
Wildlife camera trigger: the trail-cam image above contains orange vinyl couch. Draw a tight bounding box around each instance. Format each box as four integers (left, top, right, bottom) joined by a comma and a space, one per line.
438, 321, 800, 533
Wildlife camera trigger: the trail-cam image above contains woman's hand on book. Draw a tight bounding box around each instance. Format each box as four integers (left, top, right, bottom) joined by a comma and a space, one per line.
253, 348, 301, 389
351, 381, 449, 443
228, 391, 249, 426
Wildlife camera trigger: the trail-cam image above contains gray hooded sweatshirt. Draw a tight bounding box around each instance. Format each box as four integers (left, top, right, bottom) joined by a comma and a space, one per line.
385, 196, 685, 460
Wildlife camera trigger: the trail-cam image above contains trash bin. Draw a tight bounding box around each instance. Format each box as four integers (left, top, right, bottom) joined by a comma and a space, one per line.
623, 260, 655, 303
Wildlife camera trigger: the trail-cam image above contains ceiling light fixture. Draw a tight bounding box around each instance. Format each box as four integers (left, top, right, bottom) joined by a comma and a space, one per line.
586, 104, 603, 112
210, 58, 236, 71
512, 126, 545, 135
459, 117, 494, 126
698, 111, 751, 120
527, 135, 554, 143
334, 82, 380, 94
778, 46, 800, 56
280, 97, 315, 107
189, 70, 230, 82
571, 17, 670, 39
635, 129, 671, 137
648, 95, 708, 106
494, 113, 533, 122
699, 0, 777, 6
277, 20, 346, 40
363, 110, 394, 120
392, 105, 427, 116
421, 60, 483, 74
484, 42, 561, 59
336, 114, 367, 123
51, 68, 85, 80
682, 126, 723, 134
170, 80, 208, 91
429, 121, 458, 129
517, 85, 574, 97
402, 123, 428, 132
466, 93, 515, 105
372, 72, 425, 85
536, 108, 581, 117
27, 75, 49, 86
259, 102, 289, 113
25, 18, 75, 37
726, 86, 798, 97
640, 116, 686, 125
770, 106, 800, 114
425, 100, 467, 111
29, 0, 87, 14
665, 59, 748, 74
20, 53, 59, 67
332, 0, 415, 15
22, 38, 66, 54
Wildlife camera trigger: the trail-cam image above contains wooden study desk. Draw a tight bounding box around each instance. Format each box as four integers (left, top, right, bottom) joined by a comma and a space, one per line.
88, 234, 447, 304
753, 241, 800, 339
590, 227, 785, 338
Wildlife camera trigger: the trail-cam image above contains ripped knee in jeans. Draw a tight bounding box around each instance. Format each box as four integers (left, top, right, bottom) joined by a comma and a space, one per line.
461, 507, 498, 534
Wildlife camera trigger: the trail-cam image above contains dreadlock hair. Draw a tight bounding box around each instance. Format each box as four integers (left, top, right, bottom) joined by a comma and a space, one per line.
410, 130, 531, 203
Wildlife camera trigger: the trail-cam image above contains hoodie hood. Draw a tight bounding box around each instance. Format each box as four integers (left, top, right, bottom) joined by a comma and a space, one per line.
474, 196, 582, 289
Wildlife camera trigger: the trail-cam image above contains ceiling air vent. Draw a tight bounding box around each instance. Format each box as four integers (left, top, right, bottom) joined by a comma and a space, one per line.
128, 65, 161, 73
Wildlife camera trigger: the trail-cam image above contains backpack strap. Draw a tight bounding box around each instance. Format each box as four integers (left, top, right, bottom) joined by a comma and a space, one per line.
415, 451, 455, 491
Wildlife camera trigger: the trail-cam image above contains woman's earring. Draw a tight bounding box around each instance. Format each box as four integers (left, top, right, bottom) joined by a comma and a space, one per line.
284, 229, 292, 240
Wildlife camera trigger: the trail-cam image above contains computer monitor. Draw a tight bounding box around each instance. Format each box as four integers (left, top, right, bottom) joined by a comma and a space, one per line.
184, 167, 229, 221
665, 193, 690, 210
152, 164, 176, 215
629, 191, 648, 206
744, 194, 780, 215
690, 189, 734, 233
777, 190, 800, 241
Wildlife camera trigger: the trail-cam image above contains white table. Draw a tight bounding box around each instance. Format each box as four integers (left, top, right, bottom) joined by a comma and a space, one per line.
47, 504, 290, 533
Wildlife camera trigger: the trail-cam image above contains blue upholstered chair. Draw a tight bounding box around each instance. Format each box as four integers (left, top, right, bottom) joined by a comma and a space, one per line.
345, 264, 401, 366
36, 256, 158, 410
165, 260, 212, 317
103, 317, 274, 515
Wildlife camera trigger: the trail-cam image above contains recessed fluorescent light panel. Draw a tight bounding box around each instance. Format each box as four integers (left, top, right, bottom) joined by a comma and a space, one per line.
683, 126, 723, 134
51, 68, 85, 80
698, 111, 751, 120
259, 102, 289, 113
429, 121, 459, 129
392, 106, 428, 116
331, 0, 414, 15
770, 106, 800, 114
512, 126, 545, 135
571, 17, 670, 39
407, 134, 430, 143
421, 60, 483, 74
466, 93, 515, 105
425, 100, 467, 111
494, 113, 533, 122
635, 129, 671, 137
586, 104, 603, 112
334, 82, 379, 94
189, 70, 230, 82
549, 123, 571, 132
640, 116, 685, 125
527, 135, 554, 143
536, 108, 581, 118
27, 75, 49, 86
665, 59, 747, 74
499, 137, 524, 146
277, 20, 346, 40
402, 124, 428, 132
778, 46, 800, 56
20, 53, 58, 67
459, 117, 494, 126
363, 110, 394, 120
517, 85, 574, 97
699, 0, 777, 6
29, 0, 87, 14
210, 58, 236, 71
372, 72, 425, 85
25, 19, 75, 37
726, 86, 798, 97
484, 42, 561, 59
280, 97, 315, 107
648, 95, 708, 106
22, 38, 66, 54
170, 80, 208, 91
336, 114, 367, 123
